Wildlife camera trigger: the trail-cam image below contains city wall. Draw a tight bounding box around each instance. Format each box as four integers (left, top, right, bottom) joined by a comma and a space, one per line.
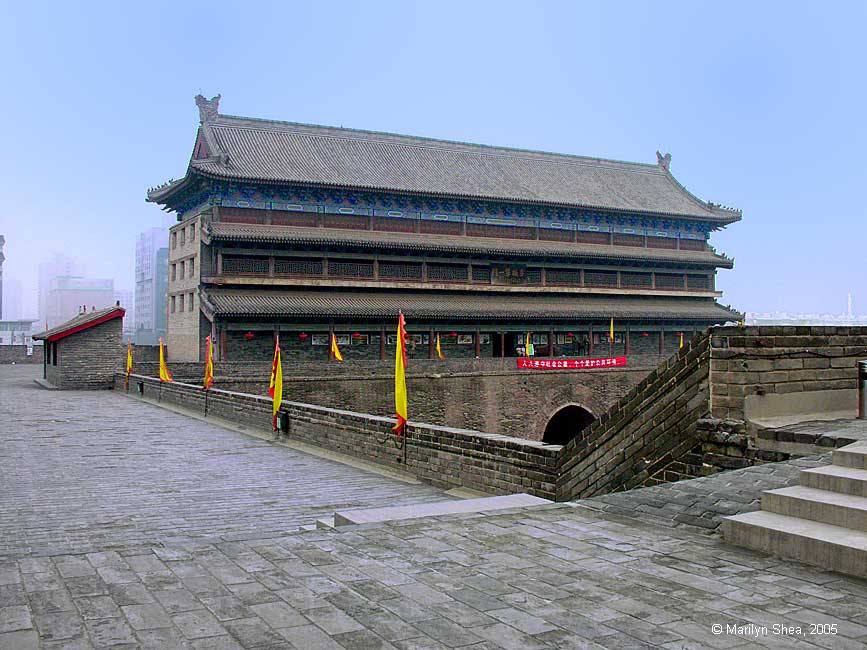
117, 326, 867, 500
0, 345, 43, 365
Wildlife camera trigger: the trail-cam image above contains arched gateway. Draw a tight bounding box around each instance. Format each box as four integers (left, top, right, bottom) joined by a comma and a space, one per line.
543, 404, 596, 445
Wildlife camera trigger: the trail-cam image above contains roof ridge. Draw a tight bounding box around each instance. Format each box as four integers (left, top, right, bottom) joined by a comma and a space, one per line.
213, 113, 663, 173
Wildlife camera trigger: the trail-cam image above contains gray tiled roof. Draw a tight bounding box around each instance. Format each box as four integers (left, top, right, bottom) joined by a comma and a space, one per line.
203, 289, 740, 322
32, 306, 124, 341
151, 112, 740, 222
206, 223, 733, 268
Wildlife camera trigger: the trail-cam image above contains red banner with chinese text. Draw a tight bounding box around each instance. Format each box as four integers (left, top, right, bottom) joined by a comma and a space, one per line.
516, 356, 627, 370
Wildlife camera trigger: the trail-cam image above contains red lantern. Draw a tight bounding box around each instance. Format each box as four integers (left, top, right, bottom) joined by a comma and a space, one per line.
352, 332, 363, 339
298, 332, 308, 341
244, 331, 255, 341
449, 331, 458, 337
641, 332, 650, 337
566, 332, 575, 338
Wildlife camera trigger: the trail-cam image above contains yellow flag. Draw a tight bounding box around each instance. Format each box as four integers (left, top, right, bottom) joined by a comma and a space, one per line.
393, 312, 408, 435
158, 338, 173, 382
203, 335, 214, 390
609, 317, 615, 344
126, 342, 133, 375
525, 332, 533, 357
268, 336, 283, 430
435, 333, 444, 360
679, 332, 684, 349
330, 333, 344, 362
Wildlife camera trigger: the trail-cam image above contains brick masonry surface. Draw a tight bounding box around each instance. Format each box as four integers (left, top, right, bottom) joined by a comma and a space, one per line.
709, 325, 867, 420
46, 318, 124, 390
119, 373, 561, 500
132, 356, 661, 441
4, 365, 867, 650
0, 345, 42, 364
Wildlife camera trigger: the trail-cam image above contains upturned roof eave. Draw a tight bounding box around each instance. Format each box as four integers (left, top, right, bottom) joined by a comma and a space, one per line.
182, 165, 737, 225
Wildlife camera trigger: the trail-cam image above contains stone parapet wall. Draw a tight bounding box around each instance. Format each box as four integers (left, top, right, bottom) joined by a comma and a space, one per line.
709, 325, 867, 420
118, 374, 560, 499
557, 333, 712, 500
0, 345, 43, 364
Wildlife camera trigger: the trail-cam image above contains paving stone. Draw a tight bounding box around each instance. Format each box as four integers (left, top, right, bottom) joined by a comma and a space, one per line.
172, 609, 226, 639
0, 629, 39, 649
330, 628, 398, 650
0, 605, 32, 633
120, 603, 172, 630
136, 627, 193, 649
276, 623, 344, 649
223, 617, 293, 649
201, 595, 254, 621
84, 617, 137, 648
74, 596, 121, 620
301, 605, 363, 635
33, 611, 86, 642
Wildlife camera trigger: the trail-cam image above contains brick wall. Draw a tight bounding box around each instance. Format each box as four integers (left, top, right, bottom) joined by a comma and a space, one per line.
118, 374, 561, 499
556, 333, 712, 499
709, 325, 867, 420
132, 356, 657, 440
48, 319, 124, 389
0, 345, 43, 364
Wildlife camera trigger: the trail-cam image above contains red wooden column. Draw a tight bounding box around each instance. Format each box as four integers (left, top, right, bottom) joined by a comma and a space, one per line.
428, 329, 435, 359
659, 328, 665, 356
474, 328, 481, 358
379, 326, 385, 361
588, 325, 594, 356
548, 329, 555, 357
499, 332, 505, 358
625, 324, 631, 356
220, 326, 228, 361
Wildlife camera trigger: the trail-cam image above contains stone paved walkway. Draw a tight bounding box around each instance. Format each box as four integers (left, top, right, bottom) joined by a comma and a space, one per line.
4, 366, 867, 649
581, 454, 832, 532
0, 366, 451, 557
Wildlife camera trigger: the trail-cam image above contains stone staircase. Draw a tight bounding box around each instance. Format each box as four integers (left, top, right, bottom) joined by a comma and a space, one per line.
722, 441, 867, 578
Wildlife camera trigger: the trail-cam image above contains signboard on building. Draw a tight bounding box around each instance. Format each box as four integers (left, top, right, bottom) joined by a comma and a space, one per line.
516, 356, 627, 370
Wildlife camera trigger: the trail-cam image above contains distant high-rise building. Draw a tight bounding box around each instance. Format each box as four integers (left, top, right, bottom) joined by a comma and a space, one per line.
0, 235, 5, 319
134, 227, 169, 345
3, 276, 23, 321
114, 289, 134, 336
38, 253, 86, 327
44, 276, 115, 330
848, 291, 853, 319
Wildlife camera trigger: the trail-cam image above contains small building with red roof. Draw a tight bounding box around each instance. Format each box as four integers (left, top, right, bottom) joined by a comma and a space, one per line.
32, 304, 125, 389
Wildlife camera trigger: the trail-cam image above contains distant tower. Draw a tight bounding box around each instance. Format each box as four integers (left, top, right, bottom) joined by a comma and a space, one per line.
848, 291, 853, 319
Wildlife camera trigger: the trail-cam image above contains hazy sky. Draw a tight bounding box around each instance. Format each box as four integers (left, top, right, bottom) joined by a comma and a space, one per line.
1, 1, 865, 317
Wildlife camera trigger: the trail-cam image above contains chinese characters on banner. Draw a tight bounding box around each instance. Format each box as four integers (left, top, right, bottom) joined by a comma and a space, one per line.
516, 356, 628, 370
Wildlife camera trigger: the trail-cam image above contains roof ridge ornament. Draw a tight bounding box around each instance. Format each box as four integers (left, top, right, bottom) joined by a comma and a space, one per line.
195, 94, 221, 123
656, 151, 672, 171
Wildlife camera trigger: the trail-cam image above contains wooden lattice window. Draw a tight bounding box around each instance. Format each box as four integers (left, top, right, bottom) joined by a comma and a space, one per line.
612, 233, 644, 247
324, 214, 369, 230
538, 228, 573, 242
687, 274, 710, 289
221, 208, 264, 224
328, 260, 374, 278
545, 268, 579, 286
679, 239, 707, 251
274, 258, 323, 277
379, 262, 423, 280
471, 266, 491, 283
647, 236, 678, 250
222, 256, 269, 276
584, 270, 618, 287
427, 264, 468, 282
621, 272, 652, 288
373, 217, 416, 233
420, 220, 463, 235
525, 268, 542, 284
271, 211, 318, 227
576, 231, 611, 245
655, 273, 685, 289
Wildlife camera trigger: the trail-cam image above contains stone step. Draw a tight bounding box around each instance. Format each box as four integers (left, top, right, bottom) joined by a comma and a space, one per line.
800, 465, 867, 497
833, 441, 867, 470
333, 493, 551, 527
762, 486, 867, 531
315, 517, 336, 530
722, 511, 867, 578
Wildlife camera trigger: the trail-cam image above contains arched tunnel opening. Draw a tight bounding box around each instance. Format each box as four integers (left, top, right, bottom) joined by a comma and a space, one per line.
543, 405, 596, 445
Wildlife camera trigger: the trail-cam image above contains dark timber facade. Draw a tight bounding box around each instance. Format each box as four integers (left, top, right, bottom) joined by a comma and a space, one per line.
148, 95, 741, 362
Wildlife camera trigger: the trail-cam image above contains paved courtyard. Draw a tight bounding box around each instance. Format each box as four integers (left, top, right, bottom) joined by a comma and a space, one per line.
3, 365, 867, 649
